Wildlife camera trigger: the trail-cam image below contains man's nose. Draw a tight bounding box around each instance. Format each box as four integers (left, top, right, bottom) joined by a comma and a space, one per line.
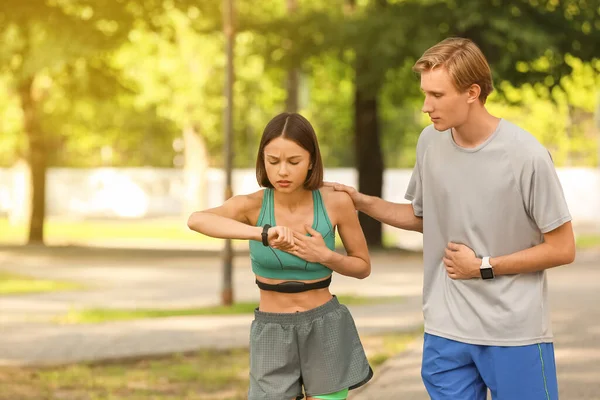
422, 98, 433, 113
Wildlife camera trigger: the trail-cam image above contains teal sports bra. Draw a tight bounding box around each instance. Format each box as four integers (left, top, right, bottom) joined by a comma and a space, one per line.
249, 188, 336, 280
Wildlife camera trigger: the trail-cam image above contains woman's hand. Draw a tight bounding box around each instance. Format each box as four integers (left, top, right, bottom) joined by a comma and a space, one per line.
267, 226, 296, 251
281, 225, 332, 264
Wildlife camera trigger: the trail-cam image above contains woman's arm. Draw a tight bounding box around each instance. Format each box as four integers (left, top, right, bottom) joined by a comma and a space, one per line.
324, 191, 371, 278
187, 194, 263, 241
187, 192, 297, 248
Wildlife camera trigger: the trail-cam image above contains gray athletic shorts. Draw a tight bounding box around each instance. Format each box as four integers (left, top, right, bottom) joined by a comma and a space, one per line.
248, 295, 373, 400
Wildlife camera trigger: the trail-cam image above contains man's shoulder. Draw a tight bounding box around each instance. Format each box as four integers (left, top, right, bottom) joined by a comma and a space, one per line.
498, 119, 549, 161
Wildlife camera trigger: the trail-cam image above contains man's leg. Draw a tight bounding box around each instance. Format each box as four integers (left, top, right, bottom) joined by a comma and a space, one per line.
473, 342, 558, 400
421, 333, 487, 400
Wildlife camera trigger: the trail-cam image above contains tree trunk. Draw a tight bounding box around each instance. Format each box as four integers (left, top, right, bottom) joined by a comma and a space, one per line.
222, 0, 235, 306
286, 68, 299, 113
19, 76, 46, 245
346, 0, 384, 247
354, 84, 383, 247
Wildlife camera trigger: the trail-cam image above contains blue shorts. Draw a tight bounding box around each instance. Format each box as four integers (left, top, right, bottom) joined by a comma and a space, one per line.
421, 333, 558, 400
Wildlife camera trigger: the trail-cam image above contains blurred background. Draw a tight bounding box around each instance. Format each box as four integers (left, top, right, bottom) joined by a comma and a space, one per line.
0, 1, 599, 399
1, 0, 599, 249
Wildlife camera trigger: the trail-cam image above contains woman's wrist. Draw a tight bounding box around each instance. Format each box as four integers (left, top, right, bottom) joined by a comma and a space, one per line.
322, 248, 341, 265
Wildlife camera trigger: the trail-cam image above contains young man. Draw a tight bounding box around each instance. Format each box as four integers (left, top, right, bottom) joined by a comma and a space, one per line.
328, 37, 575, 399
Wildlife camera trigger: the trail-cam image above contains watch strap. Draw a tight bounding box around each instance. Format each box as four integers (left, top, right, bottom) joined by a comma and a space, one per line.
261, 224, 272, 247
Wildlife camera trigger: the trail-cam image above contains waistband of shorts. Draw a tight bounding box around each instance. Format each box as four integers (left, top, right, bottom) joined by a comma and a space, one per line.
253, 295, 341, 324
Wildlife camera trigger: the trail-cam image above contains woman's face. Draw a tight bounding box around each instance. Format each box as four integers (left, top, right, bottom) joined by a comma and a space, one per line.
263, 136, 312, 193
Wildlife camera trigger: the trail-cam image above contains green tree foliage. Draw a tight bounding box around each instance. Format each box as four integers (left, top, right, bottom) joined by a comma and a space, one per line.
0, 0, 598, 246
0, 0, 200, 242
247, 0, 599, 245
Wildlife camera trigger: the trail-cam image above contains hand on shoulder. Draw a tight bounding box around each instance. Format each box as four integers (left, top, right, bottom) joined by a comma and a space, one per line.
322, 182, 361, 211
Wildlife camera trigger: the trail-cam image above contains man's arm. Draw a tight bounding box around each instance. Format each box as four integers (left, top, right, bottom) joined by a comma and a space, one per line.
490, 221, 575, 275
443, 222, 575, 279
358, 195, 423, 233
324, 182, 423, 233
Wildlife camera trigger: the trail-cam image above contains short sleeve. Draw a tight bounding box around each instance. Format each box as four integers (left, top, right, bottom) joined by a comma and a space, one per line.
522, 150, 572, 233
404, 127, 436, 217
405, 161, 423, 217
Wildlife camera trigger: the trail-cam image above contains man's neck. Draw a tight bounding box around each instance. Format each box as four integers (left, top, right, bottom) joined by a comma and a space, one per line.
452, 108, 501, 148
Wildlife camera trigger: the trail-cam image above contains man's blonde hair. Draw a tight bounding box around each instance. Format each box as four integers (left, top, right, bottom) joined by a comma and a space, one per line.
413, 37, 494, 103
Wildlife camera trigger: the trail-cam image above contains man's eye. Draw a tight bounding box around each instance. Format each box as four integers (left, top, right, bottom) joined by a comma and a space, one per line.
434, 94, 442, 98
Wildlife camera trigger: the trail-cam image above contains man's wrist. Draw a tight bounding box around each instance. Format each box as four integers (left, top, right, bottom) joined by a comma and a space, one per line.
489, 256, 499, 275
474, 258, 482, 278
355, 193, 371, 212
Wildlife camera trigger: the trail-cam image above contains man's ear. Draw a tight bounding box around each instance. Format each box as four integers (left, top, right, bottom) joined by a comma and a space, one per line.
467, 84, 481, 104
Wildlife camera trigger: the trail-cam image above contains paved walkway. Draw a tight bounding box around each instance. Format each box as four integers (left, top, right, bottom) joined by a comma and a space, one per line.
351, 251, 600, 400
0, 249, 424, 366
1, 246, 599, 399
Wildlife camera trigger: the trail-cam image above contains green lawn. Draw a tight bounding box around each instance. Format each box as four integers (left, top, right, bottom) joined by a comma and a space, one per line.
56, 294, 403, 324
0, 217, 206, 244
576, 233, 600, 249
0, 271, 84, 295
0, 331, 420, 400
0, 217, 401, 248
0, 348, 250, 400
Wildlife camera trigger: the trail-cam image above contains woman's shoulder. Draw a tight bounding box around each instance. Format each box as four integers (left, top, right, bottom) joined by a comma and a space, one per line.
228, 189, 265, 211
245, 189, 267, 201
318, 186, 354, 212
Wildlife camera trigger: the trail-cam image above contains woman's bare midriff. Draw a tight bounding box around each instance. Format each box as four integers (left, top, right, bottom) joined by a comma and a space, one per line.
256, 275, 334, 313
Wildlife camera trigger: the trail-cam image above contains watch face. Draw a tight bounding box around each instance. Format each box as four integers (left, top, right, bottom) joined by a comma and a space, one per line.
480, 268, 494, 280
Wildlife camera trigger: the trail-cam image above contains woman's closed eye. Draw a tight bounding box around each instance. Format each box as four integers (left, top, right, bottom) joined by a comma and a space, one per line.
268, 161, 299, 165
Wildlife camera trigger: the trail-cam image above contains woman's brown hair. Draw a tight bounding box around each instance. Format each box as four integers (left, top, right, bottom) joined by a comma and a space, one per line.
255, 113, 323, 190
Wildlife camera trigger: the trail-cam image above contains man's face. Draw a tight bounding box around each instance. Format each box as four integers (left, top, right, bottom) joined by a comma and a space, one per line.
420, 67, 471, 132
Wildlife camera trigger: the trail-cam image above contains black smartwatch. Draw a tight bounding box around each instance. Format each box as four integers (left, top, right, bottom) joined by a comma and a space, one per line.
480, 256, 494, 280
261, 224, 272, 247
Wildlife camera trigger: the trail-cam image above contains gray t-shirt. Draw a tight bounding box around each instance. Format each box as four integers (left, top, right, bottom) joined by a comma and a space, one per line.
405, 119, 572, 346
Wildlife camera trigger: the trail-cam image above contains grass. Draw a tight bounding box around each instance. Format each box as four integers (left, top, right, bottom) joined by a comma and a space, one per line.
0, 348, 250, 400
0, 271, 84, 295
0, 217, 209, 244
55, 294, 403, 324
576, 233, 600, 249
0, 331, 420, 400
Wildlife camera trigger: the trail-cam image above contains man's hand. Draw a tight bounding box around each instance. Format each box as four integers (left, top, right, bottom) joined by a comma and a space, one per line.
443, 242, 481, 280
323, 182, 364, 210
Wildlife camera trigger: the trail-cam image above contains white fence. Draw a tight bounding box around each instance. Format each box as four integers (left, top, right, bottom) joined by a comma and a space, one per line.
1, 167, 599, 232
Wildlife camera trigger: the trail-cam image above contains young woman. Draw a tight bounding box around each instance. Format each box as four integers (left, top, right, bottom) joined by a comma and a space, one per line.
187, 112, 373, 400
